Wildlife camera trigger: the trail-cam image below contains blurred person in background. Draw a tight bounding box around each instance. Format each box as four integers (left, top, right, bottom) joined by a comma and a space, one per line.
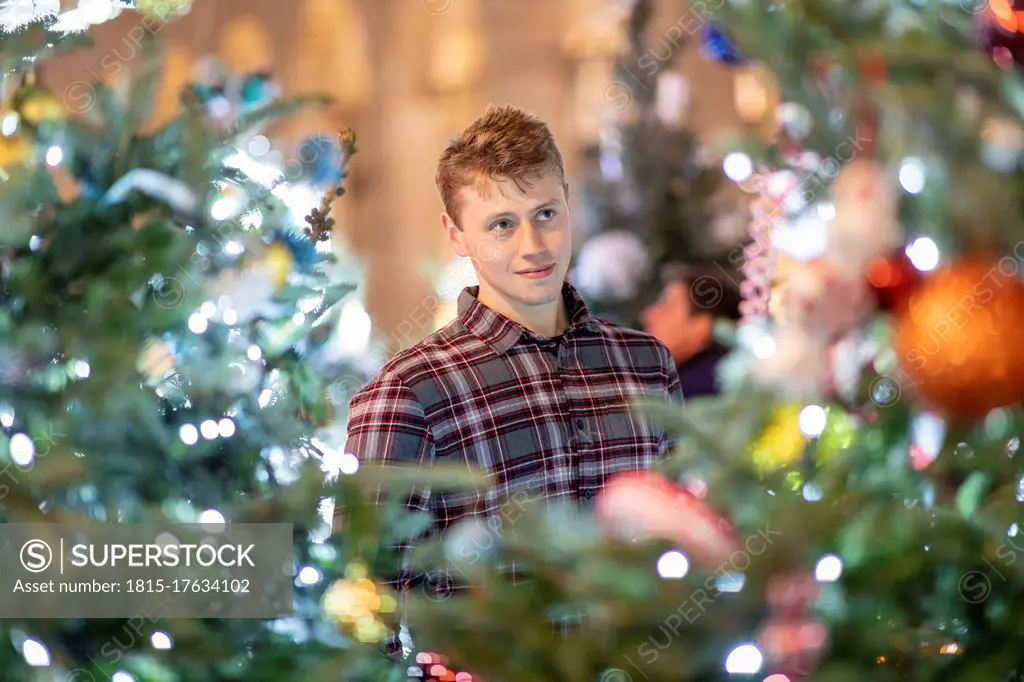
640, 264, 741, 399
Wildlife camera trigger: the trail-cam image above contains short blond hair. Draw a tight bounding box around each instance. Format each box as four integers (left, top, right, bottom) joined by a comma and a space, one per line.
435, 104, 566, 227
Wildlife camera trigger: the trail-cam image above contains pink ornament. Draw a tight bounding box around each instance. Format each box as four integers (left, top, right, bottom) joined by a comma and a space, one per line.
761, 169, 801, 207
739, 197, 779, 325
594, 471, 739, 567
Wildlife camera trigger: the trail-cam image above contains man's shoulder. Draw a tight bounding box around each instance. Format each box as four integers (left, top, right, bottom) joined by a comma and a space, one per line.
586, 316, 673, 361
369, 318, 476, 386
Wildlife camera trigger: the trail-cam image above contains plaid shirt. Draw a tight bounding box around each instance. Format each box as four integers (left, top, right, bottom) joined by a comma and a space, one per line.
336, 283, 681, 652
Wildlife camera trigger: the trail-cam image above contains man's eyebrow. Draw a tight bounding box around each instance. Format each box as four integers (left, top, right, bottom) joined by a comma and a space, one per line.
482, 210, 516, 224
482, 200, 561, 224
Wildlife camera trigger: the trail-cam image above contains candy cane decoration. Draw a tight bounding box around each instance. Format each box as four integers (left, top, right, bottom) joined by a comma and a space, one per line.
739, 195, 779, 324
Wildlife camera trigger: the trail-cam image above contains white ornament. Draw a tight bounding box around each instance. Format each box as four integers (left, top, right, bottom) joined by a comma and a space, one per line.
206, 269, 276, 323
771, 209, 828, 262
443, 516, 499, 573
776, 261, 873, 341
76, 0, 122, 24
0, 0, 59, 32
776, 102, 813, 140
829, 330, 877, 404
753, 327, 831, 399
824, 160, 899, 277
980, 118, 1024, 172
226, 360, 262, 394
762, 170, 799, 205
100, 169, 199, 215
572, 230, 651, 301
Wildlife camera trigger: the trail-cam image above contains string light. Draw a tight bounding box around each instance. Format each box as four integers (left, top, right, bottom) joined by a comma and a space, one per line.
45, 145, 63, 166
179, 423, 199, 445
656, 550, 690, 579
814, 554, 843, 582
187, 313, 208, 334
21, 639, 50, 667
898, 157, 926, 194
725, 644, 763, 674
200, 419, 219, 440
2, 113, 18, 136
797, 404, 827, 437
151, 632, 172, 650
217, 418, 236, 438
904, 236, 940, 272
10, 433, 36, 467
339, 452, 360, 475
723, 151, 754, 182
200, 509, 224, 523
299, 566, 321, 585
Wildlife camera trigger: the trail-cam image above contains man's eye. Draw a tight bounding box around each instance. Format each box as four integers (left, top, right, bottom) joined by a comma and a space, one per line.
537, 208, 556, 222
492, 219, 514, 231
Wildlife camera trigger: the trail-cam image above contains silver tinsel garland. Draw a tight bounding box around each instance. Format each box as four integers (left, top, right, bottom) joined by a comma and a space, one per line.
0, 0, 138, 34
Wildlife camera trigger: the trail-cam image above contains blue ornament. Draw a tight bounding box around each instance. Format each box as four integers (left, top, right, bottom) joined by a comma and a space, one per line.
297, 135, 343, 190
700, 23, 746, 66
271, 229, 318, 267
239, 72, 278, 110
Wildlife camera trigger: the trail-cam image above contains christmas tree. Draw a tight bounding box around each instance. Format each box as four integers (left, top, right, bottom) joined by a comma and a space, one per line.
363, 1, 1024, 681
0, 10, 416, 680
569, 0, 746, 327
9, 1, 1024, 681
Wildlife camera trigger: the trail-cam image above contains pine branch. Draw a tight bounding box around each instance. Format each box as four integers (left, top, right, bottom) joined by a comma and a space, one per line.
303, 128, 357, 243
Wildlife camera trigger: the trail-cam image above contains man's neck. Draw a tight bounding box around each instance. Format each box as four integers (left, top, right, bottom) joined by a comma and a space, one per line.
477, 286, 569, 339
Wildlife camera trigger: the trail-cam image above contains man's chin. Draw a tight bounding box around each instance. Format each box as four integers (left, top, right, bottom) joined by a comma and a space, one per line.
516, 292, 560, 308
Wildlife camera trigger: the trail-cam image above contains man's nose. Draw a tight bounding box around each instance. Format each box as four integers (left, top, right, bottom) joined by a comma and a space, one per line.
518, 222, 546, 255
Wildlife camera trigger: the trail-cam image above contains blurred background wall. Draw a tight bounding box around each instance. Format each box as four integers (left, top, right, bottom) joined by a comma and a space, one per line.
37, 0, 748, 353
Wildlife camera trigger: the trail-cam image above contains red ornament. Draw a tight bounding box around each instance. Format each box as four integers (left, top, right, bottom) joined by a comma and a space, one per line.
756, 618, 828, 678
865, 249, 922, 312
595, 471, 739, 567
978, 0, 1024, 69
756, 572, 829, 679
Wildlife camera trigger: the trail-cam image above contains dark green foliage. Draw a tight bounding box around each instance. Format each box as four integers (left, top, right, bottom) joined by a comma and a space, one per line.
0, 23, 403, 681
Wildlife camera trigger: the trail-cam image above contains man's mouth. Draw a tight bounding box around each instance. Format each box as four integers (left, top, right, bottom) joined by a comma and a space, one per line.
517, 264, 555, 279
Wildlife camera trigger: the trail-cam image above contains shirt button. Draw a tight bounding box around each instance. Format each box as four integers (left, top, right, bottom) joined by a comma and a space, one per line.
575, 418, 586, 430
582, 489, 594, 500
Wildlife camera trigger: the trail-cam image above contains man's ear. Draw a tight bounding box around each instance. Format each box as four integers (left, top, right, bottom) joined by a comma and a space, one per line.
442, 212, 468, 258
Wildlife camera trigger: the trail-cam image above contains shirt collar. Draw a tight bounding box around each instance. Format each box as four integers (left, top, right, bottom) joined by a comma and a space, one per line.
456, 282, 594, 356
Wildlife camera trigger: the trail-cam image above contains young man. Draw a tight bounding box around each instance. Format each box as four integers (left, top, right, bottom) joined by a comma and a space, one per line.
336, 104, 681, 654
640, 264, 741, 398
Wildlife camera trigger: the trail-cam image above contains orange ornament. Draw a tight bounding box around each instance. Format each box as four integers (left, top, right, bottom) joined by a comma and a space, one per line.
894, 258, 1024, 420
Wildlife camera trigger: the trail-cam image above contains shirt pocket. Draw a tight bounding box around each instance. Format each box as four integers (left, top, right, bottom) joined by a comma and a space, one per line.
592, 380, 667, 462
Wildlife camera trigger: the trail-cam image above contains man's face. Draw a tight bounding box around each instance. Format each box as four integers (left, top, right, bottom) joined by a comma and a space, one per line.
443, 170, 571, 312
640, 280, 713, 364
